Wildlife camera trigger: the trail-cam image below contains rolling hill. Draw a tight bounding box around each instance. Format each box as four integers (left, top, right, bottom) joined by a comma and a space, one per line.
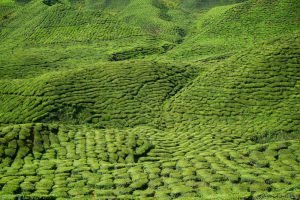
0, 0, 299, 199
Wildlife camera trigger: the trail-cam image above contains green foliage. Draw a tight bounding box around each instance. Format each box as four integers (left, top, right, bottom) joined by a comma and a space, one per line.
129, 178, 149, 190
0, 0, 299, 199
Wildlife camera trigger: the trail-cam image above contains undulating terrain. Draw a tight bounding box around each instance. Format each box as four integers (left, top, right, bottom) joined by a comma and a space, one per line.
0, 0, 299, 199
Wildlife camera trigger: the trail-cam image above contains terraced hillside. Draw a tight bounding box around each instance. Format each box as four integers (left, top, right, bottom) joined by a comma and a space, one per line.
0, 0, 299, 199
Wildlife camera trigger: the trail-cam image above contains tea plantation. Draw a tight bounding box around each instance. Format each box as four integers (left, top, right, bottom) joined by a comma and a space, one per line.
0, 0, 299, 199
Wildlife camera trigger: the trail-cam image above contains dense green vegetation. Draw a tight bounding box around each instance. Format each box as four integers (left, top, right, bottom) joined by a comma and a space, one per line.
0, 0, 299, 199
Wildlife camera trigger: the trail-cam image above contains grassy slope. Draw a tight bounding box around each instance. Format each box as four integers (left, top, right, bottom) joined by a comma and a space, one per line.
0, 0, 171, 78
0, 60, 198, 127
162, 32, 300, 138
166, 0, 300, 60
0, 0, 299, 199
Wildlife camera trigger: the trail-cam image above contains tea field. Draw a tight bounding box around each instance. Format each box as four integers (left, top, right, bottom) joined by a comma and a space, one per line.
0, 0, 299, 199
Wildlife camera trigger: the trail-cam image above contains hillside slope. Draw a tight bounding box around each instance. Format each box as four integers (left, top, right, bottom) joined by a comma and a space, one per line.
163, 32, 300, 138
0, 60, 198, 127
166, 0, 300, 60
0, 0, 299, 199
